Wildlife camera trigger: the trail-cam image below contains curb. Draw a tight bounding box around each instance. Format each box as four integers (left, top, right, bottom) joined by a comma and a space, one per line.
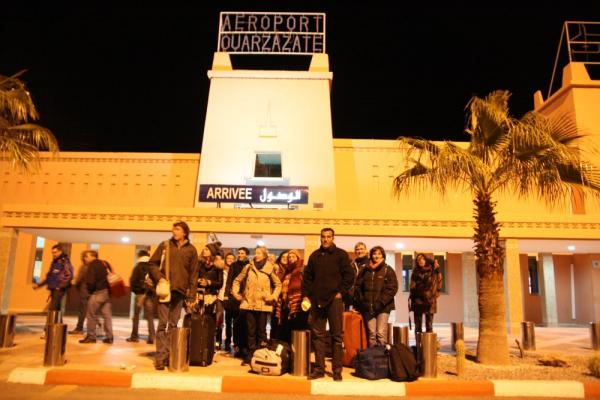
7, 367, 600, 397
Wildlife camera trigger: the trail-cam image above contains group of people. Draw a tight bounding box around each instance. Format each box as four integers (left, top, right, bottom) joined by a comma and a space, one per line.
35, 221, 444, 381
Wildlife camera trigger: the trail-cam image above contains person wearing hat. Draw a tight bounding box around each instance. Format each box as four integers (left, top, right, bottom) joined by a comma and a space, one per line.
148, 221, 199, 370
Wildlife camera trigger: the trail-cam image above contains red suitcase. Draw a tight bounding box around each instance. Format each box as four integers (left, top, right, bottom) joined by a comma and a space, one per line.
342, 311, 368, 367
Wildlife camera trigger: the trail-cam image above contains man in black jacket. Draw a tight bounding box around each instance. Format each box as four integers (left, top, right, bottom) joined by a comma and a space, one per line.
302, 228, 354, 381
223, 247, 249, 356
127, 250, 156, 344
79, 250, 114, 344
148, 221, 199, 370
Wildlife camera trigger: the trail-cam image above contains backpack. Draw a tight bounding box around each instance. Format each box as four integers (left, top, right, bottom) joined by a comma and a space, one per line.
354, 345, 390, 380
388, 343, 419, 382
250, 340, 291, 376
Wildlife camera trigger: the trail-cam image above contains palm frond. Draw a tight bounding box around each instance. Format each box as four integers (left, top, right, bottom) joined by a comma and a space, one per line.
465, 90, 512, 160
6, 124, 58, 153
0, 71, 39, 122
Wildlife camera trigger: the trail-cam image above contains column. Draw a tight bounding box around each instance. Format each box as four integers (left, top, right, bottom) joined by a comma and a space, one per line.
303, 235, 320, 260
0, 228, 18, 313
503, 239, 524, 336
462, 252, 479, 327
538, 253, 558, 326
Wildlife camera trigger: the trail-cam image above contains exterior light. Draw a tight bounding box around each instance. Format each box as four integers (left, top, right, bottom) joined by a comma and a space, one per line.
567, 245, 576, 251
395, 242, 405, 249
121, 236, 130, 243
257, 240, 265, 247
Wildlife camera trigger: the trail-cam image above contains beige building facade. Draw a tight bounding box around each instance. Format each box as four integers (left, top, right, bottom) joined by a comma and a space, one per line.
1, 51, 600, 334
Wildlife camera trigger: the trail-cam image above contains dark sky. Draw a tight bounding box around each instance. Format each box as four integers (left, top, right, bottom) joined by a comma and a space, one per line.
1, 3, 598, 153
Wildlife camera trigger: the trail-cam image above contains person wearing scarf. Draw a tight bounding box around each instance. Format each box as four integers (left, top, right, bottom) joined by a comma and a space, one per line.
274, 249, 308, 343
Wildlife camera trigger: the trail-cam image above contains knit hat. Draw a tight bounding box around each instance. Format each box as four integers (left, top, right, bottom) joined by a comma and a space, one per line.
205, 241, 222, 257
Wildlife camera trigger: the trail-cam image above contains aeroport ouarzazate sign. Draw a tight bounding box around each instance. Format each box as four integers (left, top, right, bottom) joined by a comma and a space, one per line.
198, 184, 309, 204
217, 12, 326, 55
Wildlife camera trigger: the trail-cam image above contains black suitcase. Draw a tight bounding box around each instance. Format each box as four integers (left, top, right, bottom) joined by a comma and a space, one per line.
183, 312, 216, 366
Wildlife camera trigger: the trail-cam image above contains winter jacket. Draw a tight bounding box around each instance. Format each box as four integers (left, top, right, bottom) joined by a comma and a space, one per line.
409, 261, 443, 314
39, 254, 73, 291
348, 255, 369, 306
354, 261, 398, 317
232, 258, 282, 313
223, 259, 249, 310
197, 257, 224, 296
130, 256, 151, 295
302, 245, 354, 308
148, 238, 199, 298
351, 256, 369, 277
86, 259, 111, 294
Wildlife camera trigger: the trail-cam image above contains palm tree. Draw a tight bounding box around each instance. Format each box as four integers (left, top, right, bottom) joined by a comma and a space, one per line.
393, 90, 600, 364
0, 70, 58, 170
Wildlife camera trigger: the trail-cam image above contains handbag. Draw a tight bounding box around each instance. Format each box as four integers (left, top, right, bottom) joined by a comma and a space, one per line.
156, 240, 171, 303
101, 260, 126, 297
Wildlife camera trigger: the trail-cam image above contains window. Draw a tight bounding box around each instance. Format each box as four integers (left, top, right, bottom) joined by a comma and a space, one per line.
528, 256, 540, 295
434, 254, 447, 294
32, 237, 45, 283
402, 254, 413, 292
254, 153, 282, 178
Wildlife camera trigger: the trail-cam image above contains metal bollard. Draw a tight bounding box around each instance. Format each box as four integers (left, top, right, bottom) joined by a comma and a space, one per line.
46, 310, 62, 325
291, 330, 311, 377
393, 326, 409, 346
521, 321, 536, 351
168, 327, 190, 372
44, 323, 67, 366
0, 314, 17, 348
451, 322, 464, 351
421, 332, 437, 378
591, 322, 600, 350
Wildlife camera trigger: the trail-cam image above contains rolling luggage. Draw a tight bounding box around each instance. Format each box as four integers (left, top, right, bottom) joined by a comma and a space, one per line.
354, 345, 390, 380
342, 311, 368, 367
183, 312, 216, 366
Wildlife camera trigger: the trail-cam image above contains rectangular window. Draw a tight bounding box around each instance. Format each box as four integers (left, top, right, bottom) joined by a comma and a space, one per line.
32, 237, 45, 283
434, 254, 447, 294
254, 153, 282, 178
402, 254, 413, 292
528, 256, 540, 295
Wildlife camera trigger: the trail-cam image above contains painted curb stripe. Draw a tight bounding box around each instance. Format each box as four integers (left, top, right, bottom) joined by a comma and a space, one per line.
7, 367, 49, 385
492, 380, 585, 398
131, 373, 222, 392
584, 382, 600, 398
222, 376, 311, 395
311, 380, 406, 396
45, 369, 132, 388
406, 380, 494, 396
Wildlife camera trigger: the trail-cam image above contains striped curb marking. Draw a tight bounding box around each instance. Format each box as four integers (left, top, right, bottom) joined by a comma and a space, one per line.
7, 367, 600, 397
491, 380, 585, 398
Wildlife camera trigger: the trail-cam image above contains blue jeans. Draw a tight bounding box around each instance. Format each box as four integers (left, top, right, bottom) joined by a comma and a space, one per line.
364, 312, 389, 347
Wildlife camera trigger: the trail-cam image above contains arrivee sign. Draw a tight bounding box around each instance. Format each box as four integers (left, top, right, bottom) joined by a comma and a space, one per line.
217, 12, 326, 55
198, 184, 309, 204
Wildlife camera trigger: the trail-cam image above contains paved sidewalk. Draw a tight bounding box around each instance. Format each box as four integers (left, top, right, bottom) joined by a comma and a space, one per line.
2, 315, 599, 398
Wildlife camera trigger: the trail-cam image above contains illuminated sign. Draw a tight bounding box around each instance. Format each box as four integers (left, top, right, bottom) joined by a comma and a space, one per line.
198, 184, 309, 204
217, 12, 326, 55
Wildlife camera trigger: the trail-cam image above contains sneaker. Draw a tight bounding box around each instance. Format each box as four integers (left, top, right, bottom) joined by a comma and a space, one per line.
308, 371, 325, 380
333, 372, 343, 382
126, 337, 139, 343
79, 336, 96, 344
68, 329, 84, 335
102, 337, 114, 344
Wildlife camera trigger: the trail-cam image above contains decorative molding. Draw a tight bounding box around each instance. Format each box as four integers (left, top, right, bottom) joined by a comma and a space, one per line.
1, 156, 199, 165
3, 210, 600, 232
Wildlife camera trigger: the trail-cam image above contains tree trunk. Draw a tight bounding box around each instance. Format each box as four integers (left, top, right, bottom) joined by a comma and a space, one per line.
473, 191, 510, 364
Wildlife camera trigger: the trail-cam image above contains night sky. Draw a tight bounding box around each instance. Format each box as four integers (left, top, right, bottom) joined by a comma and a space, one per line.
2, 3, 598, 153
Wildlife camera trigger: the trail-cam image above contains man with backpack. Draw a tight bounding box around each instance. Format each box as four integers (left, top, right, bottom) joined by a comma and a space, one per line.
148, 221, 199, 370
127, 250, 156, 344
34, 244, 73, 312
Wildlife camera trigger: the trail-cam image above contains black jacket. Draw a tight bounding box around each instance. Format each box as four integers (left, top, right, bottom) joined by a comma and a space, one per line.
130, 257, 151, 295
148, 238, 199, 298
86, 259, 110, 294
302, 245, 354, 308
223, 259, 249, 309
354, 261, 398, 316
197, 260, 224, 296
